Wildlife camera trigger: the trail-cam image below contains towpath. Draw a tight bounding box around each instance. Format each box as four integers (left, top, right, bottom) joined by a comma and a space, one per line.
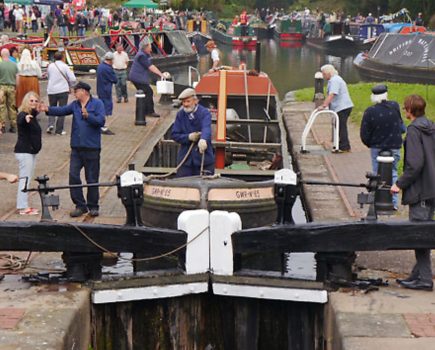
283, 100, 435, 350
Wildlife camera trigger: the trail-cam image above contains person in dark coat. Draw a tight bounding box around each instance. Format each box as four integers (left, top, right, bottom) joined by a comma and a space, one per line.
171, 88, 215, 177
360, 84, 406, 210
14, 91, 42, 215
128, 38, 166, 118
40, 81, 106, 217
392, 95, 435, 291
97, 52, 117, 135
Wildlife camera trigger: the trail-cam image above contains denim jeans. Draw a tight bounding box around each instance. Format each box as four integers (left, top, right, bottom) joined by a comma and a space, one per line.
48, 92, 69, 134
408, 200, 435, 283
15, 153, 36, 209
370, 148, 400, 208
59, 25, 68, 36
69, 148, 101, 210
115, 69, 128, 100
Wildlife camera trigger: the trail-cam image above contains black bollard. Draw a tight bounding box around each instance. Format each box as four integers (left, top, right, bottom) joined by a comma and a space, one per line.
135, 90, 147, 125
255, 41, 261, 72
313, 72, 325, 107
375, 150, 394, 212
117, 169, 145, 227
273, 169, 299, 225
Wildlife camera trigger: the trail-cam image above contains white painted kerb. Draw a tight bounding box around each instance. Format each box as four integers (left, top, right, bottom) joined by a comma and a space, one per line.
213, 283, 328, 303
92, 282, 208, 304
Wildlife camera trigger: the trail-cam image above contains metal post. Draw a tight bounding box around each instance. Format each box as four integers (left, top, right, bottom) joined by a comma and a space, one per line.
117, 169, 145, 227
34, 175, 59, 222
135, 90, 147, 125
375, 150, 394, 212
313, 72, 324, 108
255, 41, 261, 72
274, 169, 299, 225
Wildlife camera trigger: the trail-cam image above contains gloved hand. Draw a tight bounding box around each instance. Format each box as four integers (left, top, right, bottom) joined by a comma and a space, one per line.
198, 139, 207, 154
188, 131, 201, 142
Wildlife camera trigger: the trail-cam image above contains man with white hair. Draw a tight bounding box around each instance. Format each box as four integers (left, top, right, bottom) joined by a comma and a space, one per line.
0, 48, 18, 133
320, 64, 354, 153
128, 38, 166, 118
171, 88, 215, 177
360, 84, 406, 210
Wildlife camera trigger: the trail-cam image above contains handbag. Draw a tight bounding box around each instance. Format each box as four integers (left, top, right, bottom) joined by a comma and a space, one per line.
156, 77, 174, 95
53, 62, 74, 93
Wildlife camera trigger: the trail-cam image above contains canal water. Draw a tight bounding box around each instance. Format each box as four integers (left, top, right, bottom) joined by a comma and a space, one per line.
171, 39, 362, 98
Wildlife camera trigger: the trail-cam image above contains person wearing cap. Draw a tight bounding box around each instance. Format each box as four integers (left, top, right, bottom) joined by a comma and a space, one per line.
97, 52, 117, 135
128, 38, 166, 118
360, 84, 406, 210
320, 64, 354, 153
171, 88, 215, 177
205, 40, 220, 73
39, 81, 106, 218
46, 51, 77, 136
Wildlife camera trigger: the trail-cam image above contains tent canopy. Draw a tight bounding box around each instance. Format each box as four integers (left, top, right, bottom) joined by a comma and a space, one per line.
123, 0, 158, 8
4, 0, 32, 5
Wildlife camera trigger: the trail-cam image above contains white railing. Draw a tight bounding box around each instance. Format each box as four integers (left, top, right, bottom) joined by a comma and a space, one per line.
301, 108, 339, 153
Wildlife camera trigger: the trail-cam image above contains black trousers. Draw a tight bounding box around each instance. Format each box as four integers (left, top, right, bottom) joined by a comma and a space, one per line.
133, 82, 154, 115
337, 107, 352, 151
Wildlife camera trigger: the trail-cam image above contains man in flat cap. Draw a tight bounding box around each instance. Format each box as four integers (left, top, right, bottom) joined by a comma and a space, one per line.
360, 84, 406, 210
128, 38, 166, 118
97, 52, 117, 135
40, 81, 106, 217
171, 88, 215, 177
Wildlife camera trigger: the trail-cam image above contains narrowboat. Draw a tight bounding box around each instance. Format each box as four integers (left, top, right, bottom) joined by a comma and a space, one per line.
141, 68, 291, 229
210, 23, 257, 49
273, 18, 304, 42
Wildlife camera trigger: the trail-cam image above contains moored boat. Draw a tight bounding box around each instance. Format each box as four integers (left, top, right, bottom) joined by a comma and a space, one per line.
273, 18, 304, 41
210, 23, 257, 49
353, 32, 435, 84
141, 68, 290, 229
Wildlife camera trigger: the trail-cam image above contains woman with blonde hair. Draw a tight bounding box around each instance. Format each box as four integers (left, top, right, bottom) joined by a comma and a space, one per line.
14, 91, 42, 215
16, 48, 41, 108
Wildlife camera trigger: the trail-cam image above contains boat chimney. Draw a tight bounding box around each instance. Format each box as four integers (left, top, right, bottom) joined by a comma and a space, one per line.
255, 42, 261, 72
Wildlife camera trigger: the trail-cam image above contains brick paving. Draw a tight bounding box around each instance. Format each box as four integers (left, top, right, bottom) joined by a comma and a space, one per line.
0, 308, 25, 330
404, 314, 435, 338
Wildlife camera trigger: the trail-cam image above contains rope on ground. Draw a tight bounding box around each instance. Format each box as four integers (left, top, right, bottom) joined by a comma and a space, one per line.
0, 252, 31, 271
67, 222, 209, 262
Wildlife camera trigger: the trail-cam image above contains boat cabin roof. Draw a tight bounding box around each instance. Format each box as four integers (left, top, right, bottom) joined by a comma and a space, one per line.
195, 70, 278, 97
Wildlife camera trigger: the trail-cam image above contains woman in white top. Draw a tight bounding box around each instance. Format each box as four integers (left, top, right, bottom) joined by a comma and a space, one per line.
16, 49, 42, 108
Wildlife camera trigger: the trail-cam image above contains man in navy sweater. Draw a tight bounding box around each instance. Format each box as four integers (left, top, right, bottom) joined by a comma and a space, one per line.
360, 84, 405, 210
97, 52, 117, 135
41, 81, 106, 217
171, 88, 215, 177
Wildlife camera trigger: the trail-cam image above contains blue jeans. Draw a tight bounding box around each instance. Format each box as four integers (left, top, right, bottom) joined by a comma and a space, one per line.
59, 25, 68, 37
370, 148, 400, 208
115, 70, 128, 100
69, 148, 101, 210
15, 153, 36, 209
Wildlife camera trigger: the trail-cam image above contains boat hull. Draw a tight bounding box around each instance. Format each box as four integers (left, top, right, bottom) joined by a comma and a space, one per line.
142, 177, 277, 229
274, 29, 304, 41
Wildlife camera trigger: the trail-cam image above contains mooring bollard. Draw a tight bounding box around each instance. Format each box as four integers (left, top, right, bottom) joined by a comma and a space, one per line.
375, 150, 394, 212
274, 169, 299, 225
135, 90, 147, 126
313, 72, 325, 107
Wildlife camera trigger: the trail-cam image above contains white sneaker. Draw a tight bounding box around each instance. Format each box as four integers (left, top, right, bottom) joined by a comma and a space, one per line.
56, 131, 67, 136
46, 126, 54, 134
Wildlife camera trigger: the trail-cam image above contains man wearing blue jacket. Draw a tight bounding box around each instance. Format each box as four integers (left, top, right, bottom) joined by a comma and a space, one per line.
41, 81, 106, 217
171, 88, 215, 177
97, 52, 117, 135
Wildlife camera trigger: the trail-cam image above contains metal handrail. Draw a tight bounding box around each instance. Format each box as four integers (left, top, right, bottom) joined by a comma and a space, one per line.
301, 108, 339, 152
188, 66, 200, 87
